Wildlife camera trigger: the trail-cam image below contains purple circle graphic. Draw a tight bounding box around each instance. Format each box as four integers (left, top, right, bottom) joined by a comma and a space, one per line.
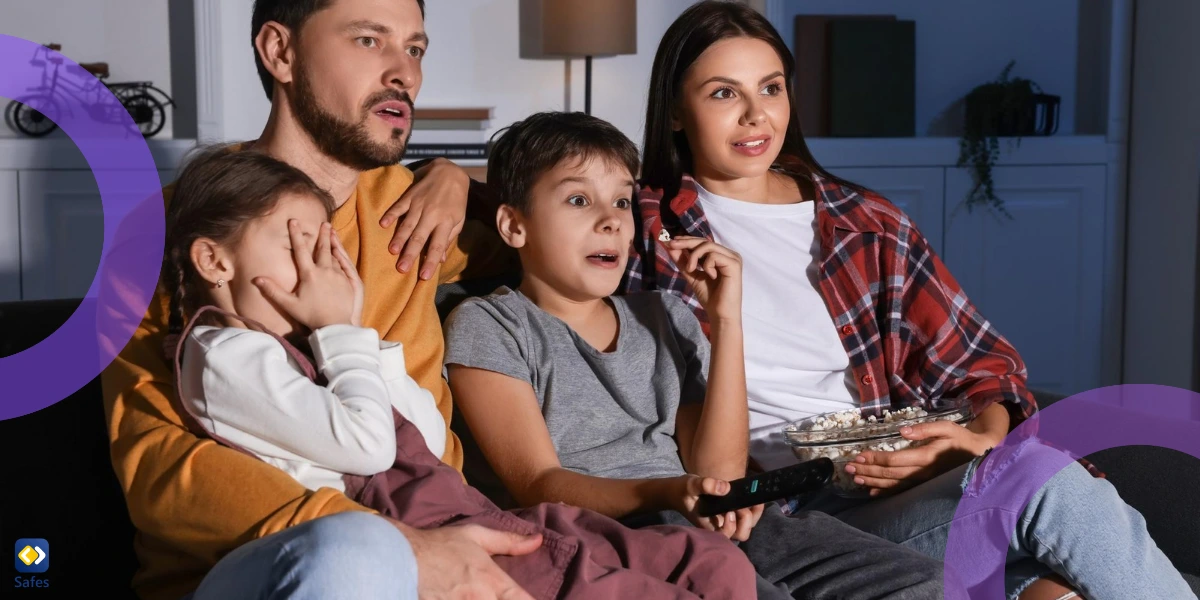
0, 35, 164, 420
943, 384, 1200, 597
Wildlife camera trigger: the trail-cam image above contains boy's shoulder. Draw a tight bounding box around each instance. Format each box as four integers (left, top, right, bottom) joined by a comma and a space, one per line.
614, 289, 690, 317
446, 286, 533, 330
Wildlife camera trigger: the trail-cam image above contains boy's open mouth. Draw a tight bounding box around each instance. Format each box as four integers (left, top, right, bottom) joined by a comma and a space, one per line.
586, 252, 620, 267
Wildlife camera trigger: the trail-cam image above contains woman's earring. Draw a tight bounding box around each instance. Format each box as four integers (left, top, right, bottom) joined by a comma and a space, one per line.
216, 279, 225, 288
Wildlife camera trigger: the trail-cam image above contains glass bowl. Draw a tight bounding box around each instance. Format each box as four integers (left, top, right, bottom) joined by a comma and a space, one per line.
781, 400, 974, 497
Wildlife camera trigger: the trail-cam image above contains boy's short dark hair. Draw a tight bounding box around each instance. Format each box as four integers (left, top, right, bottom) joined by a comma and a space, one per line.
251, 0, 427, 101
487, 112, 641, 213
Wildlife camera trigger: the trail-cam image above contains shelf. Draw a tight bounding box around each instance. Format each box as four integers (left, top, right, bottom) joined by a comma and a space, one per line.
0, 138, 198, 170
805, 135, 1111, 169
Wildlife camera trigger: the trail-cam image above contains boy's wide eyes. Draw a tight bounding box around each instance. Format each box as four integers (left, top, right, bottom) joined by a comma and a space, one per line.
567, 195, 632, 209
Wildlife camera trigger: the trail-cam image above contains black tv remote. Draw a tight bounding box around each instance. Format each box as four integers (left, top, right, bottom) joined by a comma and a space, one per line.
695, 457, 834, 517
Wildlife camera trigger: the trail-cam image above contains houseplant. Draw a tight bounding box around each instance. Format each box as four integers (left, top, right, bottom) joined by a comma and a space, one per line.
956, 60, 1059, 218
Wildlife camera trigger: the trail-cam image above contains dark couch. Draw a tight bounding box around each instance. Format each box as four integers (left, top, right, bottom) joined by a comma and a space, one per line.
2, 291, 1197, 597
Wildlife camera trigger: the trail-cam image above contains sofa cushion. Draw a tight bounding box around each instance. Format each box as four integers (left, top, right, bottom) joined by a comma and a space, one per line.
0, 298, 139, 598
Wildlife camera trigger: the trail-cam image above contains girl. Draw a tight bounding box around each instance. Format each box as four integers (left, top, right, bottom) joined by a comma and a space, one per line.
162, 143, 763, 600
623, 3, 1196, 600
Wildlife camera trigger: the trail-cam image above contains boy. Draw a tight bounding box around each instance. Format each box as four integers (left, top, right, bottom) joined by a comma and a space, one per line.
443, 111, 958, 599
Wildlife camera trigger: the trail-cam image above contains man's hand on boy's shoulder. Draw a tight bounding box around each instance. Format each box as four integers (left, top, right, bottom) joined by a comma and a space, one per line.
380, 158, 471, 281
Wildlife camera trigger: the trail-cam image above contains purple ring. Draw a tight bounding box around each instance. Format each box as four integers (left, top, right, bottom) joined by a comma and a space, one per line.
944, 384, 1200, 596
0, 34, 164, 420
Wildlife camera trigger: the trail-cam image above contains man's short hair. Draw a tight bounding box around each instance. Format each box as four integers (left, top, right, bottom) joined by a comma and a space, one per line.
251, 0, 427, 101
487, 112, 641, 213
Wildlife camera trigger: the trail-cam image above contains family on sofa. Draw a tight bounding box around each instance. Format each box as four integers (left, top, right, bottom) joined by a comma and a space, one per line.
98, 0, 1196, 598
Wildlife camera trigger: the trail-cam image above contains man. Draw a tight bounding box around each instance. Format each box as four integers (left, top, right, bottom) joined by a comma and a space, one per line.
100, 1, 543, 598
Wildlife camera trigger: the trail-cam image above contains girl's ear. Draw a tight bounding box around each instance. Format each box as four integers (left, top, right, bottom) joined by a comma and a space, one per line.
189, 238, 234, 287
496, 204, 527, 249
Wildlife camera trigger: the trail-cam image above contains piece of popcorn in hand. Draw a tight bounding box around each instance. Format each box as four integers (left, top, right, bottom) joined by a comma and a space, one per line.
658, 228, 672, 243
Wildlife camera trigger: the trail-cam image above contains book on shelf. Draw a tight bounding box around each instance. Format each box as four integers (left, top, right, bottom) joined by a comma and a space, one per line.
408, 128, 490, 145
793, 14, 895, 137
827, 19, 915, 137
413, 107, 493, 121
405, 143, 489, 159
412, 118, 491, 130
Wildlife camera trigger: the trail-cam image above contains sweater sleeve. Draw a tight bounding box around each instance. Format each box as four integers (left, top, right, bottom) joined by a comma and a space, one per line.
379, 339, 447, 458
186, 325, 398, 476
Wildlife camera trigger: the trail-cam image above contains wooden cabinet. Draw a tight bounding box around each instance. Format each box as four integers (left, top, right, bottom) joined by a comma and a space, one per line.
944, 165, 1107, 396
16, 169, 177, 302
18, 170, 107, 302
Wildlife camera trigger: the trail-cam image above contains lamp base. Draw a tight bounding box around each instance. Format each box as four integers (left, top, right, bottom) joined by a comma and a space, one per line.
585, 55, 592, 115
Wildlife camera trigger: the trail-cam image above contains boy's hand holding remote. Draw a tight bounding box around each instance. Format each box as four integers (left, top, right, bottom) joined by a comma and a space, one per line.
671, 474, 765, 542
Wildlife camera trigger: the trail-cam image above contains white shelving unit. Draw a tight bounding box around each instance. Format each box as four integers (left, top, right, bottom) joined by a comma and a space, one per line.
755, 0, 1134, 396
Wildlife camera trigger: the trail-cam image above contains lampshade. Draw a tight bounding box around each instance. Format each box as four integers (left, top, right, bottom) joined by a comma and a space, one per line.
519, 0, 637, 59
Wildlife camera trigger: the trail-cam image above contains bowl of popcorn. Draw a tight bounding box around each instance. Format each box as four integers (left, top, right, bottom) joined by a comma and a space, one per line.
782, 400, 974, 497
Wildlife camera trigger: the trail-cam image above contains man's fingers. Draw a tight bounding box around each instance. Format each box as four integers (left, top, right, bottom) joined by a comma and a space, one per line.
396, 227, 429, 275
379, 196, 412, 229
418, 224, 452, 281
497, 579, 537, 600
389, 210, 421, 257
467, 526, 543, 557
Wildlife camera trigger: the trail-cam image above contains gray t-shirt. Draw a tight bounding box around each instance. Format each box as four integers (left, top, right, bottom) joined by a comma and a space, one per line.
443, 287, 710, 481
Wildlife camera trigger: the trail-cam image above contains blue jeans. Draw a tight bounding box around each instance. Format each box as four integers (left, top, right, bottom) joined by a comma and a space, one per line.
786, 440, 1196, 600
183, 512, 417, 600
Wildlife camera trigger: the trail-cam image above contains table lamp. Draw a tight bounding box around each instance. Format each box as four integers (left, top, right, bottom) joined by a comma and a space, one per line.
519, 0, 637, 115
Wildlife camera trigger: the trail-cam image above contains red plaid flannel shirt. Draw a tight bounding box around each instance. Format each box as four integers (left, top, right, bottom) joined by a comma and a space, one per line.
621, 172, 1103, 478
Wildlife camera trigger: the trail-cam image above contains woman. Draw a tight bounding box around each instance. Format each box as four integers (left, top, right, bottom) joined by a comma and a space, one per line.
622, 2, 1195, 600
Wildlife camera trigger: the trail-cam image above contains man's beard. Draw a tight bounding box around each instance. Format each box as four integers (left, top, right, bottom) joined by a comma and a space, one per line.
291, 65, 412, 171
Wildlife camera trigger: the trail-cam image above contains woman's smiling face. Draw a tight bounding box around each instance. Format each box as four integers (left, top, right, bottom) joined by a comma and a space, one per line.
675, 36, 791, 183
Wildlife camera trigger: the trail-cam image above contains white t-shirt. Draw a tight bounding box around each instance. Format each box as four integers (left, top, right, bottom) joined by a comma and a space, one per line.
179, 324, 447, 492
696, 182, 860, 471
